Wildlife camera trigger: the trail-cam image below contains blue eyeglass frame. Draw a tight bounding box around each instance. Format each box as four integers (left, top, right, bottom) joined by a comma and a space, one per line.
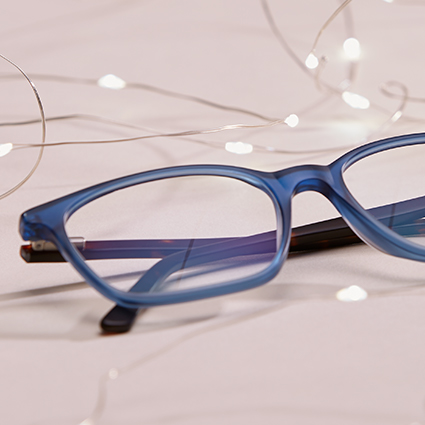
19, 132, 425, 309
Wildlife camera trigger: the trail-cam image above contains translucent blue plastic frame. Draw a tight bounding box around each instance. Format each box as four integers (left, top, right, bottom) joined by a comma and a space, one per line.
19, 133, 425, 312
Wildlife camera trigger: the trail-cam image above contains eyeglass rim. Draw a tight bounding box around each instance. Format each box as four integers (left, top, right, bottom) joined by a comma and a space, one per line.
19, 132, 425, 308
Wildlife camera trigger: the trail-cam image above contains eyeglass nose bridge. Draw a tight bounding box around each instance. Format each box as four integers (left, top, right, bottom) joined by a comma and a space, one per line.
275, 164, 339, 200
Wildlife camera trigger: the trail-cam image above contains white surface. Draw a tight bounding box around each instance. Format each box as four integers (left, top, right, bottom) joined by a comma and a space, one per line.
2, 1, 425, 424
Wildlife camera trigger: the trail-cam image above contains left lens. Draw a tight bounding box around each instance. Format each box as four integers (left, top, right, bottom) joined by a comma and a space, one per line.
65, 175, 278, 297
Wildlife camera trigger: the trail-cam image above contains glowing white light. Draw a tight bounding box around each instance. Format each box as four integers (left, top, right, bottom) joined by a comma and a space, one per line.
108, 368, 119, 380
343, 38, 361, 60
391, 110, 403, 122
383, 0, 394, 3
342, 91, 370, 109
80, 419, 94, 425
339, 79, 351, 91
284, 114, 299, 128
336, 285, 368, 302
0, 143, 13, 158
225, 141, 253, 154
97, 74, 127, 90
305, 53, 319, 69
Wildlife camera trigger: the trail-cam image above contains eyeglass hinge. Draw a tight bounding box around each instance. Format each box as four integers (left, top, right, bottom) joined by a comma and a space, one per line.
31, 237, 85, 251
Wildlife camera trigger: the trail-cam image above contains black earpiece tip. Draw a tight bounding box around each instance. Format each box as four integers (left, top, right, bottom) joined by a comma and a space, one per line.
100, 305, 142, 333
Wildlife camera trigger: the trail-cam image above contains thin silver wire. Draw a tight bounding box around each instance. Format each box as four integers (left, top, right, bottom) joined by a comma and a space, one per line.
78, 279, 425, 425
14, 118, 288, 148
18, 73, 279, 122
311, 0, 353, 53
260, 0, 354, 95
0, 0, 412, 200
0, 54, 46, 200
1, 0, 366, 156
0, 1, 367, 157
261, 0, 407, 146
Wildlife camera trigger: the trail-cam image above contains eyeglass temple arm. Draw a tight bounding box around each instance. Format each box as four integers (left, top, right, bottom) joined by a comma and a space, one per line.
20, 195, 425, 264
20, 221, 352, 263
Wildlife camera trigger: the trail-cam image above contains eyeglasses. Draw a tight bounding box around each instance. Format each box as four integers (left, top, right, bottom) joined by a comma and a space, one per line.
19, 132, 425, 332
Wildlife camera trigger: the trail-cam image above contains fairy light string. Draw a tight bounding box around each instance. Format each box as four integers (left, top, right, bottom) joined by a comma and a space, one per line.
0, 54, 47, 200
0, 2, 423, 422
76, 278, 425, 425
0, 0, 416, 199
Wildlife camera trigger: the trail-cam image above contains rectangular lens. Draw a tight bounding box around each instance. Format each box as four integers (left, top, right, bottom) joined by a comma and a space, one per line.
343, 144, 425, 247
65, 176, 278, 295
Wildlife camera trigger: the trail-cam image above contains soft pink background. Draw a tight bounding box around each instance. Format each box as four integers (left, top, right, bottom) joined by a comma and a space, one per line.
1, 1, 425, 424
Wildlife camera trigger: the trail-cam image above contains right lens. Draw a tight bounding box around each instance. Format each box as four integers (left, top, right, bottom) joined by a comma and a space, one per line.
343, 143, 425, 247
0, 55, 44, 199
65, 175, 278, 296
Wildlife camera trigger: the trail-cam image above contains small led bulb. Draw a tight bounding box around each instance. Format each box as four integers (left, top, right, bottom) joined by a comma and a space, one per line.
342, 91, 370, 109
305, 53, 319, 70
343, 37, 361, 60
391, 110, 403, 122
0, 143, 13, 158
284, 114, 299, 128
336, 285, 368, 302
225, 141, 253, 154
108, 368, 119, 380
97, 74, 127, 89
